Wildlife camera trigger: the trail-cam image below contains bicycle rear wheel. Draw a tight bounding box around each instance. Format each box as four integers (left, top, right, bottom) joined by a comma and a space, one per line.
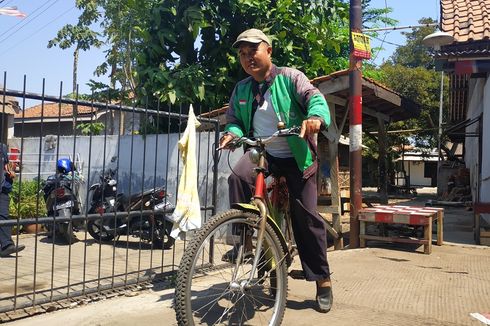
175, 209, 288, 326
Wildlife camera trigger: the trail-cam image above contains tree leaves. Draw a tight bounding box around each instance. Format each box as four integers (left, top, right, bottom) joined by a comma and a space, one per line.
54, 0, 393, 121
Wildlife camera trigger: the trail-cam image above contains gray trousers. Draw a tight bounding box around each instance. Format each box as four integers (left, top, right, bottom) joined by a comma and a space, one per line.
228, 151, 330, 281
0, 193, 13, 249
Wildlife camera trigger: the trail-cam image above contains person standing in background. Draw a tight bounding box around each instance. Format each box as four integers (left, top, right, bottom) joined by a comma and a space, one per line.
0, 143, 25, 257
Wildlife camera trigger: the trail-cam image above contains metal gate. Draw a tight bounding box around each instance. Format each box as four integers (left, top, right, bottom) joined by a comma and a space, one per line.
0, 77, 220, 319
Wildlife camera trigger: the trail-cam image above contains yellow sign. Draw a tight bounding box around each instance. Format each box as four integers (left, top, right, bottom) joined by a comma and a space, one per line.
352, 32, 371, 59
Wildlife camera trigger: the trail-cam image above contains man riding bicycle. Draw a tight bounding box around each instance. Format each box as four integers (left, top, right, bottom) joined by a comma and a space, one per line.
219, 28, 333, 313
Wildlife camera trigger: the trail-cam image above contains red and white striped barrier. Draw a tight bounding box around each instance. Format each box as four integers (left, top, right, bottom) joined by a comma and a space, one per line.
359, 205, 444, 254
359, 205, 444, 226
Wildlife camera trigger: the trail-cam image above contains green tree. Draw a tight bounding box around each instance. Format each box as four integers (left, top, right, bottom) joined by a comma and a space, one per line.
389, 17, 438, 69
48, 1, 102, 94
374, 16, 449, 150
361, 17, 448, 191
53, 0, 394, 129
76, 122, 106, 135
377, 63, 447, 150
136, 0, 352, 111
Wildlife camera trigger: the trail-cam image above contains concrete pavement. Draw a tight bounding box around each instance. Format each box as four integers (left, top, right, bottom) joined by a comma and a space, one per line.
3, 190, 490, 325
6, 241, 490, 326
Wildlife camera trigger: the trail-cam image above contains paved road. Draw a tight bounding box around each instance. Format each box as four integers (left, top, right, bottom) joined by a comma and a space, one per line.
7, 243, 490, 326
0, 231, 181, 315
3, 193, 489, 325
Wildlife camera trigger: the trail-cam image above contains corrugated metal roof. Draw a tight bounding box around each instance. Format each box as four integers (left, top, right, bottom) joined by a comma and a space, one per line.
437, 41, 490, 57
395, 155, 438, 162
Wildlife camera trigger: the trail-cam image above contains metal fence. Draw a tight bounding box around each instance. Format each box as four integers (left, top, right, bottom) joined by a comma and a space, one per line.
0, 75, 221, 317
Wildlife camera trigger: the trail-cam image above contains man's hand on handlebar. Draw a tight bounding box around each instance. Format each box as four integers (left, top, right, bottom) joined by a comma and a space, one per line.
218, 133, 236, 151
299, 118, 322, 139
218, 126, 304, 151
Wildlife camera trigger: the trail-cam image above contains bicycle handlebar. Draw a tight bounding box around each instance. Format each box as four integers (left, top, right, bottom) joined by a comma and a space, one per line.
218, 126, 301, 151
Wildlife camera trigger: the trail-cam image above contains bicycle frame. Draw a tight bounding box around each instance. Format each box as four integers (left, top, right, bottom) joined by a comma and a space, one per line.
247, 146, 270, 282
174, 127, 301, 326
233, 140, 294, 283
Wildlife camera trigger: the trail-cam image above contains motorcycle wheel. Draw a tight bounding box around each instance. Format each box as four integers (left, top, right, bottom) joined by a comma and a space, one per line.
57, 208, 78, 244
87, 219, 115, 242
153, 218, 174, 250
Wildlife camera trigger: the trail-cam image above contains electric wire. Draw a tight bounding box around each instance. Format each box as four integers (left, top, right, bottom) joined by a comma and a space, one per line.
371, 35, 404, 47
368, 0, 389, 65
0, 0, 61, 45
0, 0, 53, 39
0, 4, 75, 58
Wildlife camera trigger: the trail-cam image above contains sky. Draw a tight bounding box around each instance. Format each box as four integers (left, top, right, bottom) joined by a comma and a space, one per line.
0, 0, 440, 101
367, 0, 440, 65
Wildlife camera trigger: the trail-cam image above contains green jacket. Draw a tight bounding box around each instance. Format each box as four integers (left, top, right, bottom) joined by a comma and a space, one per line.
225, 65, 330, 177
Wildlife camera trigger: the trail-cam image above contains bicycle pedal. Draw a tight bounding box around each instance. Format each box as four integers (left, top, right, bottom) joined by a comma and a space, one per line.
289, 269, 306, 280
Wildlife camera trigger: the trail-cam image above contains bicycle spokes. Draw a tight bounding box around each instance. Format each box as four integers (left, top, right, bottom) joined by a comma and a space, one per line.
175, 211, 288, 326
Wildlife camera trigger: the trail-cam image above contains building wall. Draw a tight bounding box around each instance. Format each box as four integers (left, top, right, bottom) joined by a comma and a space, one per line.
14, 122, 74, 137
464, 76, 490, 225
408, 161, 433, 186
0, 113, 15, 142
397, 161, 433, 187
7, 132, 240, 216
7, 114, 15, 139
480, 77, 490, 204
465, 78, 485, 202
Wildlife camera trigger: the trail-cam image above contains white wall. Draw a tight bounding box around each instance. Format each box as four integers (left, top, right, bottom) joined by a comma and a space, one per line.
7, 114, 15, 139
479, 76, 490, 226
465, 76, 490, 225
408, 161, 432, 186
8, 132, 242, 218
465, 78, 485, 202
480, 78, 490, 203
396, 161, 433, 187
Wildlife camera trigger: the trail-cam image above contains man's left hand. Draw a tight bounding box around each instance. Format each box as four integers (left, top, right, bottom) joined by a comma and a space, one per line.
299, 118, 322, 138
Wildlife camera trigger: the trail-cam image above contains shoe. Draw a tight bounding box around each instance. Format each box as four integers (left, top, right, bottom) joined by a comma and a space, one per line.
0, 244, 25, 257
222, 244, 254, 263
316, 285, 333, 313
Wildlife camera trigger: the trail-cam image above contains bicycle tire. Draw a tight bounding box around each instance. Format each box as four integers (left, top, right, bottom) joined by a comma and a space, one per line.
175, 209, 288, 326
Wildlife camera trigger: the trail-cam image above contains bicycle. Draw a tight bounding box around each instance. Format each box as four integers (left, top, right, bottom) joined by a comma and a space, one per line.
174, 126, 301, 326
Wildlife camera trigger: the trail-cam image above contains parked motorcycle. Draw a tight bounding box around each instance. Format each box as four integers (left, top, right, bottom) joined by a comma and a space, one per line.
86, 168, 175, 249
42, 158, 84, 244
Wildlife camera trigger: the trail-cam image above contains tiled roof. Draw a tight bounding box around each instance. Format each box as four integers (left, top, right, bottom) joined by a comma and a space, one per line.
441, 0, 490, 43
14, 102, 96, 119
0, 96, 20, 115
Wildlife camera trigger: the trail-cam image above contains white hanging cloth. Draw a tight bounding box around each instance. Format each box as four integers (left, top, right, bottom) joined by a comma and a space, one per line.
169, 105, 202, 239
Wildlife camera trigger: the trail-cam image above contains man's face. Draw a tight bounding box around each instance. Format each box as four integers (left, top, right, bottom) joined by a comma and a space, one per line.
238, 42, 272, 81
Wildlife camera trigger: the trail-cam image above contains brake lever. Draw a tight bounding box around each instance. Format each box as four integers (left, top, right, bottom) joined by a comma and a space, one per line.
289, 126, 301, 135
277, 126, 301, 137
216, 138, 242, 151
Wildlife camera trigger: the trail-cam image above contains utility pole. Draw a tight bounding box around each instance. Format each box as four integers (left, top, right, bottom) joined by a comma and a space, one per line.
349, 0, 362, 248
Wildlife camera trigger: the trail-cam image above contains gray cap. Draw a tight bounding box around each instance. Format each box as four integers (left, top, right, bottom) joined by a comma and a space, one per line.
232, 28, 271, 48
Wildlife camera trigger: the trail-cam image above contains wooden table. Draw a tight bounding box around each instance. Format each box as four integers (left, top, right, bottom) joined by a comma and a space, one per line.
359, 205, 444, 254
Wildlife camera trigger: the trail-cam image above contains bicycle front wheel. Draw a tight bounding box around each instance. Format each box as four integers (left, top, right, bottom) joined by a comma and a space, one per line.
175, 209, 288, 326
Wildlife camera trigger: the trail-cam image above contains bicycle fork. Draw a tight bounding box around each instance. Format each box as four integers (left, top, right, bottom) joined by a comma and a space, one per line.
247, 198, 268, 283
230, 196, 268, 292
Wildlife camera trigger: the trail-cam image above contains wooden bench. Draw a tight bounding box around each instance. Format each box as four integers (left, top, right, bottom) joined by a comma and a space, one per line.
359, 205, 444, 254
